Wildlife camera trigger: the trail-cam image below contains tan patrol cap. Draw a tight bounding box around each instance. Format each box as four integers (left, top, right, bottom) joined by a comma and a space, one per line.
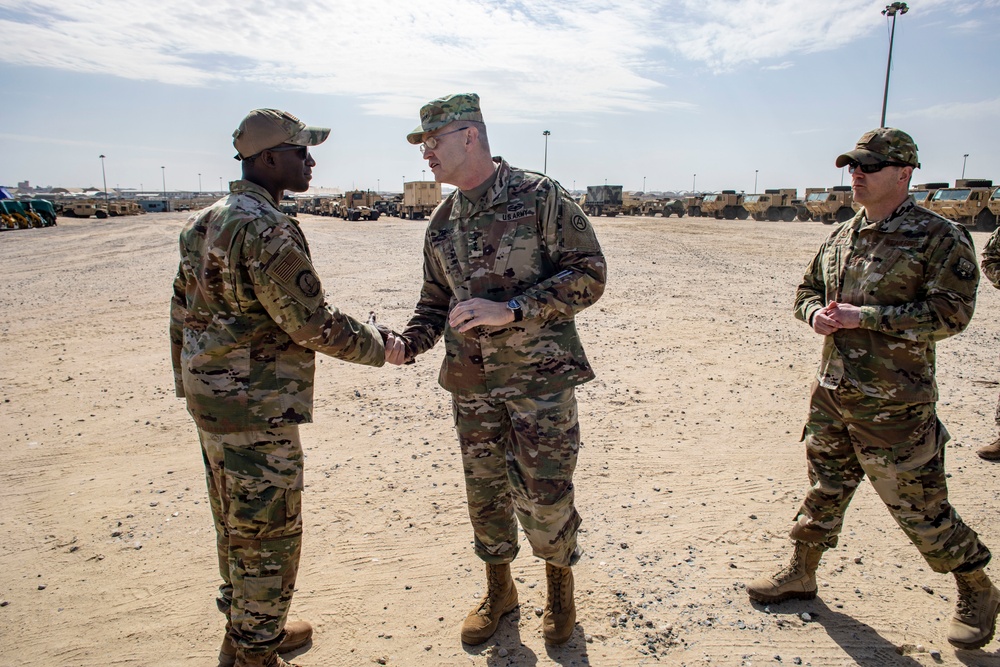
233, 109, 330, 161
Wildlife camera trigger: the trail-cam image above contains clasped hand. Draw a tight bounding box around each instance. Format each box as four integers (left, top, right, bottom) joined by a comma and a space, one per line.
812, 301, 861, 335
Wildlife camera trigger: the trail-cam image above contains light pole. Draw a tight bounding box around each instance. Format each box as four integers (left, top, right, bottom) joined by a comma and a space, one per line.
219, 176, 223, 193
99, 154, 109, 207
422, 169, 425, 181
542, 130, 551, 173
161, 166, 166, 199
693, 174, 696, 191
377, 179, 380, 194
962, 153, 969, 179
880, 2, 909, 128
642, 176, 646, 193
198, 173, 202, 194
754, 169, 758, 193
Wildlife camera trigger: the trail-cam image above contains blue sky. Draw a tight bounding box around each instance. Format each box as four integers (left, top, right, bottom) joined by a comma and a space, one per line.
1, 0, 998, 195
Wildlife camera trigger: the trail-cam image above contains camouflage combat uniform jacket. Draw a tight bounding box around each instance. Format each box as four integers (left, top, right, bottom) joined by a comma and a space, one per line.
980, 226, 1000, 289
170, 179, 385, 433
794, 197, 979, 403
401, 158, 606, 399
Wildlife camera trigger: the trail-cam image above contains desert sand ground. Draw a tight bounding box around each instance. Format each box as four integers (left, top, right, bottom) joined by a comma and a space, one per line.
3, 210, 1000, 667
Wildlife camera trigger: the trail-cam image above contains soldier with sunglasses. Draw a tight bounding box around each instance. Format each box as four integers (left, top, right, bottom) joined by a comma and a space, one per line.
171, 109, 391, 667
746, 128, 999, 650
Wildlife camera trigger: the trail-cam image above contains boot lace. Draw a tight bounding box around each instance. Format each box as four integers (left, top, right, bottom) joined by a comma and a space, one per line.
548, 568, 565, 614
477, 567, 503, 615
955, 575, 977, 619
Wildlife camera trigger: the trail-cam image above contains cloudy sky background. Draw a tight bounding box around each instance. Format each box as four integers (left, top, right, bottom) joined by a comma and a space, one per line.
1, 0, 998, 195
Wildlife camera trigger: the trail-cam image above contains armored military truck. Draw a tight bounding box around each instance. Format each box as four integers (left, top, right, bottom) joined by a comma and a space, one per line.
584, 185, 623, 217
401, 181, 442, 220
927, 179, 997, 231
803, 186, 856, 225
621, 191, 643, 216
743, 189, 798, 222
989, 187, 1000, 223
909, 182, 949, 209
684, 195, 704, 217
61, 201, 99, 218
701, 191, 746, 220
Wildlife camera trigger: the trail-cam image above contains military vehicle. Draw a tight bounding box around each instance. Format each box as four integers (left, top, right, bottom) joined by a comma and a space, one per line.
989, 187, 1000, 223
61, 201, 100, 218
909, 182, 949, 209
796, 188, 825, 221
926, 179, 997, 231
700, 191, 746, 220
743, 189, 799, 222
401, 181, 442, 219
279, 199, 298, 217
803, 186, 856, 225
1, 200, 41, 229
337, 190, 381, 221
684, 195, 704, 217
621, 191, 643, 216
584, 185, 623, 217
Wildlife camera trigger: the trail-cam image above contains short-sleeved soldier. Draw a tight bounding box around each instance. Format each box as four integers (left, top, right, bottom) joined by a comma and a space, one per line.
170, 109, 390, 667
384, 93, 606, 646
745, 128, 999, 651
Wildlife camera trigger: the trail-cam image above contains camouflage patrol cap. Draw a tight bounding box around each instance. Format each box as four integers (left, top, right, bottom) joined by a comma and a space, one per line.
835, 127, 920, 169
406, 93, 484, 145
233, 109, 330, 161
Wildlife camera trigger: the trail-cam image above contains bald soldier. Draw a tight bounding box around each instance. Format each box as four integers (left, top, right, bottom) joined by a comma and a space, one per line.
746, 128, 1000, 650
385, 93, 606, 646
171, 109, 392, 667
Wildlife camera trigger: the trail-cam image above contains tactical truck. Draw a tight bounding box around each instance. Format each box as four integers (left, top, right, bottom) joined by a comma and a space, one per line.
700, 191, 746, 220
803, 186, 856, 225
743, 189, 799, 222
909, 182, 949, 209
926, 179, 997, 231
584, 185, 623, 217
401, 181, 442, 220
684, 195, 704, 217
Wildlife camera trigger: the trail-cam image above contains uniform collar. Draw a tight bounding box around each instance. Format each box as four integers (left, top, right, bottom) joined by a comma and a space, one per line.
861, 195, 915, 233
450, 157, 511, 220
230, 179, 279, 209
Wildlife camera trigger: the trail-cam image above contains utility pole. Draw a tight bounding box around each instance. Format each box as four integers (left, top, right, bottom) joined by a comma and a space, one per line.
198, 173, 202, 194
693, 174, 696, 191
754, 169, 758, 193
880, 2, 909, 128
99, 155, 109, 208
161, 166, 166, 199
962, 153, 969, 179
542, 130, 551, 173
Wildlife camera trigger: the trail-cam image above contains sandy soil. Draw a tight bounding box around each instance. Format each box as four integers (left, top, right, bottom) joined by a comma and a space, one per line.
3, 210, 1000, 667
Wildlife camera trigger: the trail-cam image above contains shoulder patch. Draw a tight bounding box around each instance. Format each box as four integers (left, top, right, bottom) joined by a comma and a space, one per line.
954, 257, 977, 280
297, 269, 320, 297
571, 214, 588, 231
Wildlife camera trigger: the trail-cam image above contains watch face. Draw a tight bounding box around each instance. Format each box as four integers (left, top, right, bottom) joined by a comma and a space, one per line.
507, 299, 520, 310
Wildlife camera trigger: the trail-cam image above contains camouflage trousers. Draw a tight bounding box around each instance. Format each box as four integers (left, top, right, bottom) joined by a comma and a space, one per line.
790, 382, 990, 574
198, 426, 303, 653
453, 388, 583, 567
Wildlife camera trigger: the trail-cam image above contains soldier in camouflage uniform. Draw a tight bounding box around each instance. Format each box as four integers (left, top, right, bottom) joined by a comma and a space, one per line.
170, 109, 390, 667
976, 229, 1000, 461
746, 128, 1000, 650
385, 93, 606, 646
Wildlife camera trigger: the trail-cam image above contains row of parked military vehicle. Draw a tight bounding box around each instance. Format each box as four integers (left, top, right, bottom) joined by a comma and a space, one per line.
0, 199, 58, 230
599, 179, 1000, 232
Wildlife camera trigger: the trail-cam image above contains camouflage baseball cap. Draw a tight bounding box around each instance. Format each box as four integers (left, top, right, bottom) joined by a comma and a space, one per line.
406, 93, 484, 145
835, 127, 920, 169
233, 109, 330, 161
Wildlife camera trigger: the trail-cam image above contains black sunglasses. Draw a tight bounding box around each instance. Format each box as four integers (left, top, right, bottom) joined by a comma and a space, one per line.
847, 160, 909, 174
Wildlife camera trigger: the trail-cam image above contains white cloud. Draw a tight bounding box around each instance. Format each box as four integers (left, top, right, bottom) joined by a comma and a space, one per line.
0, 0, 972, 117
895, 97, 1000, 121
762, 61, 794, 71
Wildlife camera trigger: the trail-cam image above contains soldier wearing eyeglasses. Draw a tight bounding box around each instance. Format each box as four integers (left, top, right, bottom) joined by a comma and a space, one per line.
384, 93, 606, 647
171, 109, 391, 667
746, 127, 999, 650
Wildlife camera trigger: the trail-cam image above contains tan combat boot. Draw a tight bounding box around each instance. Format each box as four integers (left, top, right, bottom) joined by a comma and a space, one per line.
542, 563, 576, 645
460, 563, 519, 645
746, 541, 823, 604
219, 621, 312, 667
978, 436, 1000, 461
233, 649, 297, 667
948, 568, 1000, 650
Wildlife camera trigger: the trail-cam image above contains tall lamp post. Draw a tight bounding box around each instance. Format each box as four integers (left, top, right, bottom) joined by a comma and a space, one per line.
880, 2, 909, 128
542, 130, 551, 173
962, 153, 969, 179
754, 169, 758, 193
642, 176, 646, 193
161, 166, 166, 199
219, 176, 223, 193
198, 173, 202, 194
693, 174, 696, 191
99, 154, 109, 207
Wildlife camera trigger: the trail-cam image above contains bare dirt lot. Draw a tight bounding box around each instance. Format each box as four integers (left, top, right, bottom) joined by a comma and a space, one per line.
3, 211, 1000, 667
